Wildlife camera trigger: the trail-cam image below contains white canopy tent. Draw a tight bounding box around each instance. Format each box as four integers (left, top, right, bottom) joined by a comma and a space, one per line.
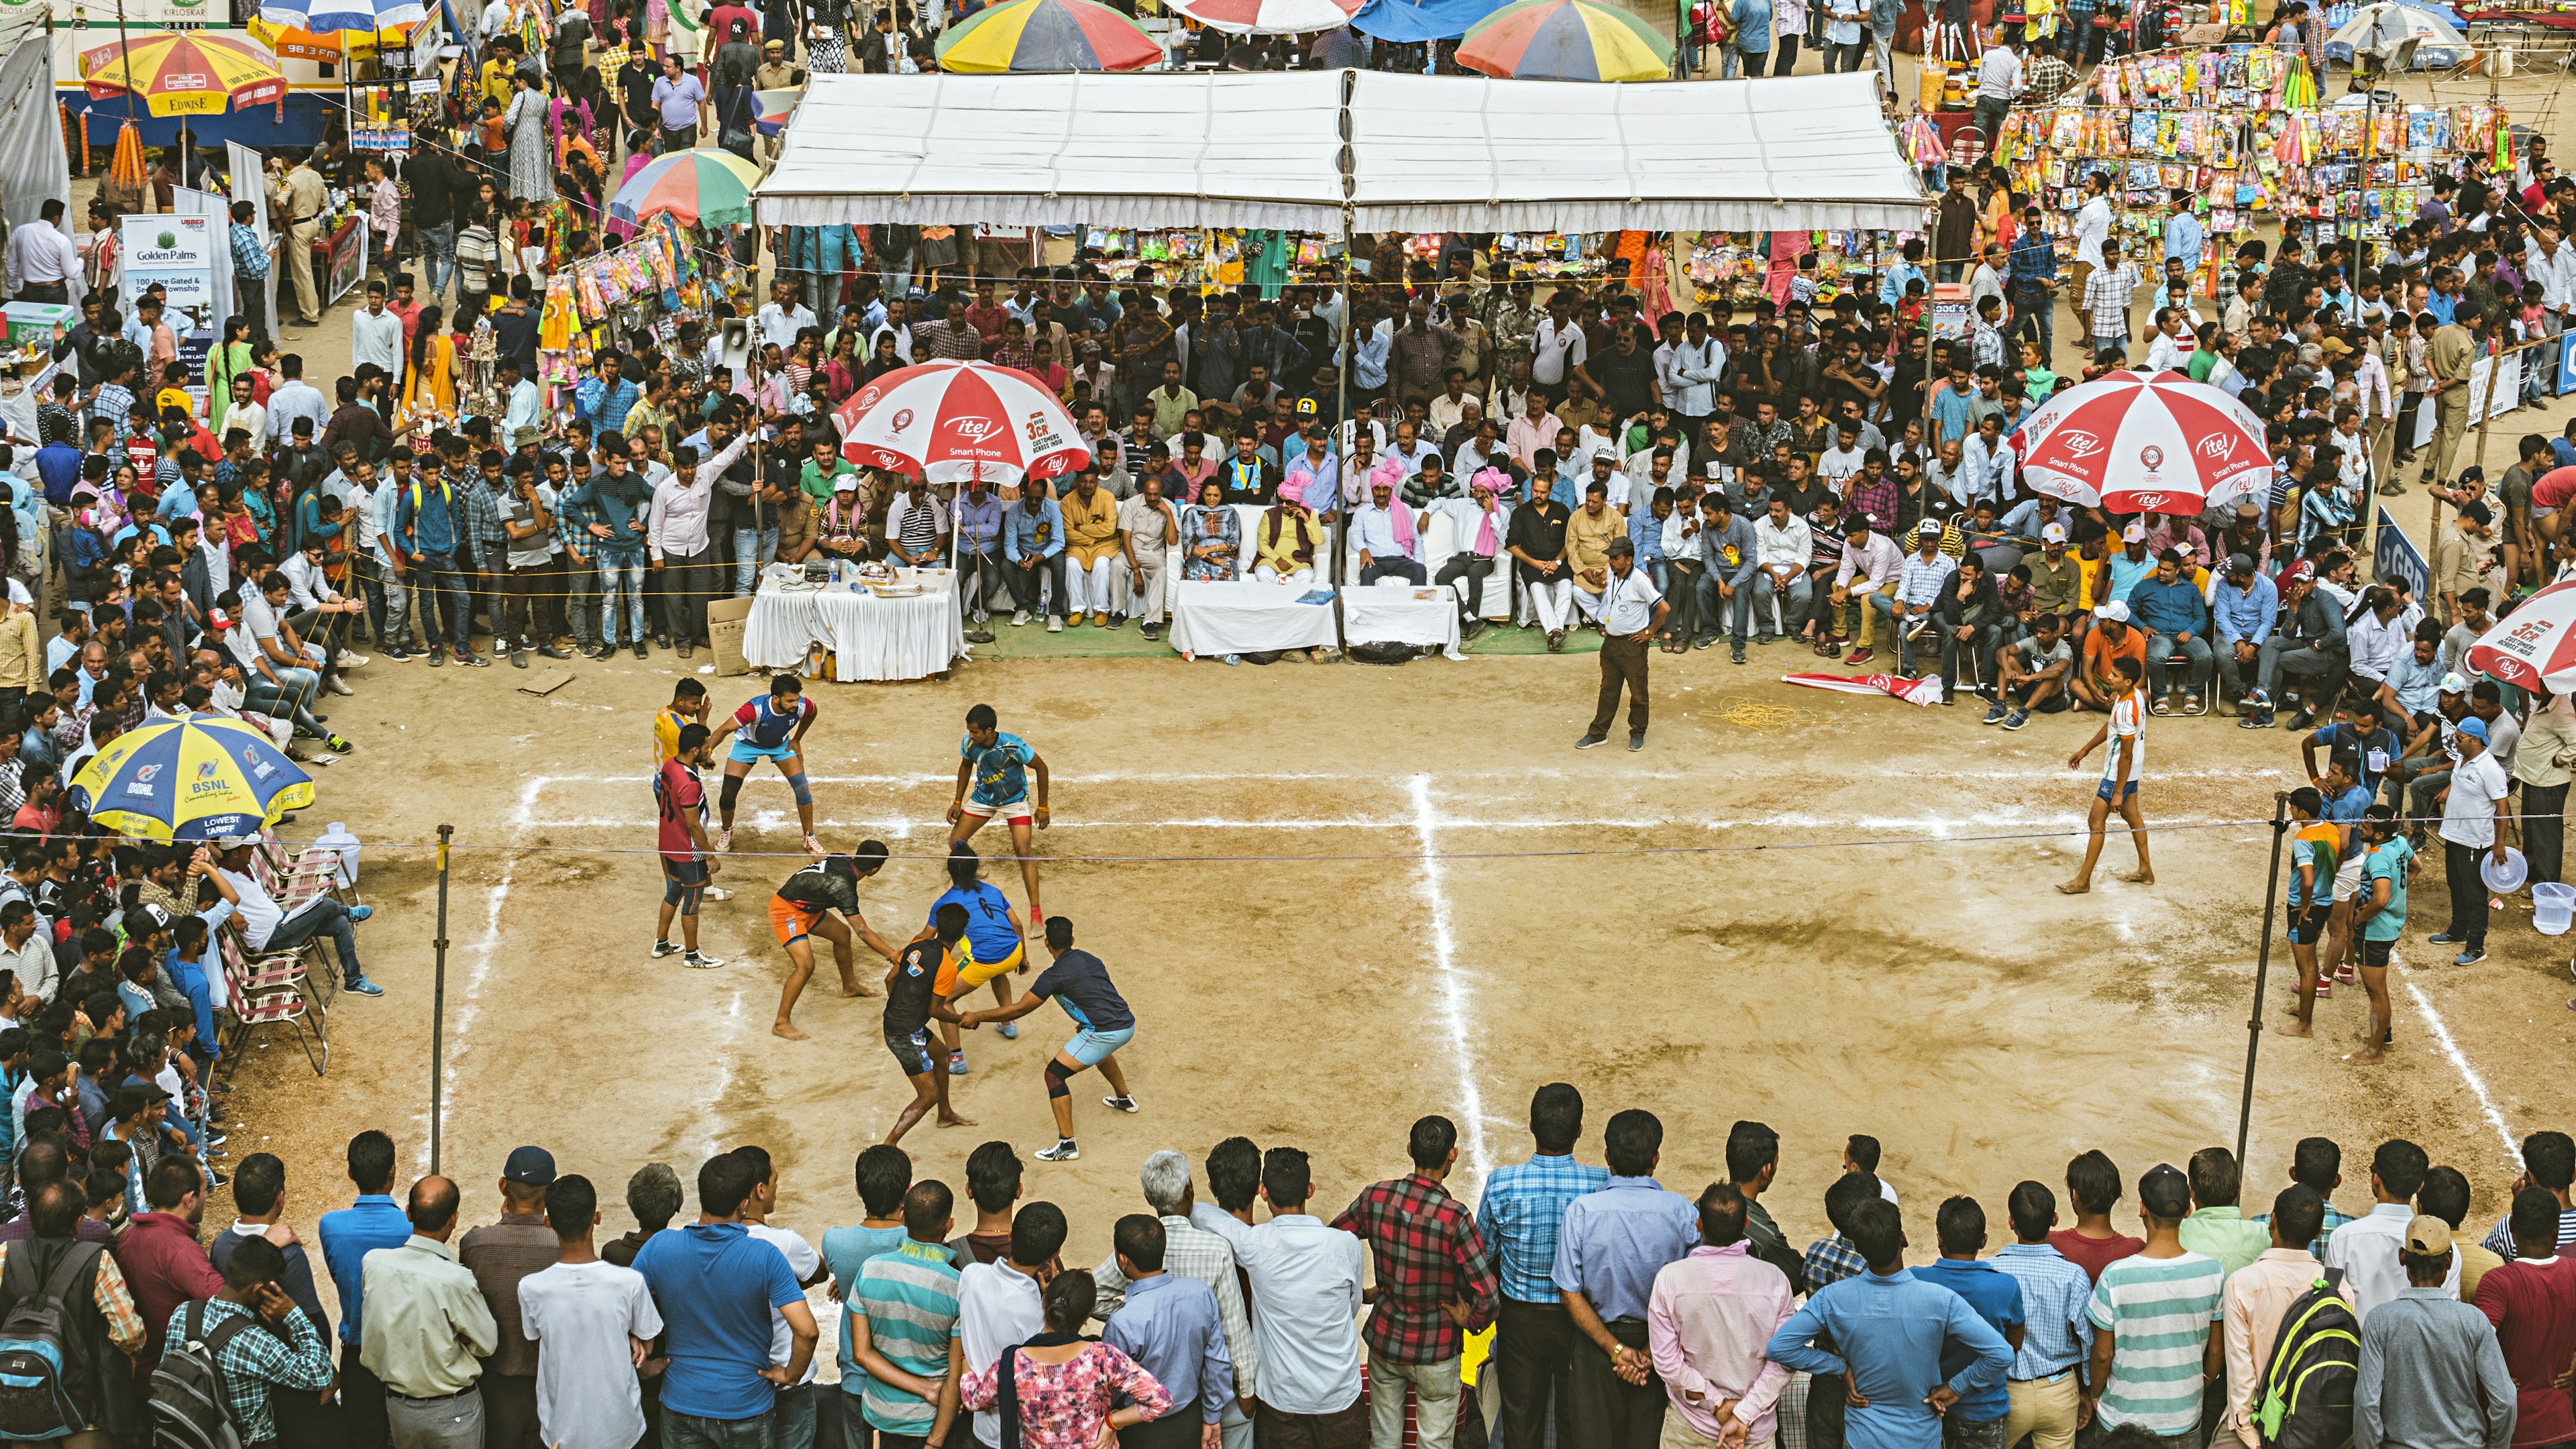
754, 69, 1927, 233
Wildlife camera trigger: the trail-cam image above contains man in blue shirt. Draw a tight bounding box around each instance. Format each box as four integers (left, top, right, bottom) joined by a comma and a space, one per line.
2163, 193, 2204, 274
1767, 1199, 2015, 1449
1002, 485, 1068, 631
2007, 208, 2059, 360
1479, 1083, 1607, 1449
633, 1152, 819, 1442
2127, 550, 2210, 714
1554, 1108, 1698, 1448
1102, 1214, 1234, 1442
317, 1128, 411, 1449
1987, 1183, 2096, 1449
1912, 1199, 2028, 1449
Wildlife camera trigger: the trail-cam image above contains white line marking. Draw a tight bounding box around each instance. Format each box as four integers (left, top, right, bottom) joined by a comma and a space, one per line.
431, 774, 543, 1159
547, 766, 2290, 787
2403, 973, 2522, 1163
519, 809, 2256, 837
1409, 775, 1490, 1187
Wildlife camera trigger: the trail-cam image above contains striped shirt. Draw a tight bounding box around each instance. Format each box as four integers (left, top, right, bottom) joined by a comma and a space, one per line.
2088, 1251, 2226, 1436
1990, 1242, 2095, 1379
1476, 1154, 1609, 1304
2482, 1204, 2576, 1262
853, 1237, 963, 1435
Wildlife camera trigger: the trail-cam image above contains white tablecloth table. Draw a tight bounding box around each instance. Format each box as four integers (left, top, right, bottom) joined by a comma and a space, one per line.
1343, 584, 1466, 659
1169, 579, 1338, 657
744, 572, 967, 682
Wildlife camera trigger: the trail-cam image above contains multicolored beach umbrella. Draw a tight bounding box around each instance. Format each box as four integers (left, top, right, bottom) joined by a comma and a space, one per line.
1456, 0, 1672, 80
608, 148, 764, 228
935, 0, 1163, 72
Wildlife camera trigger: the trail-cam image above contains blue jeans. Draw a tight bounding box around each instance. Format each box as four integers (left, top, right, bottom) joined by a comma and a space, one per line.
2012, 292, 2054, 361
773, 1383, 816, 1449
1753, 570, 1812, 637
664, 1408, 775, 1449
564, 555, 599, 648
602, 557, 648, 644
1696, 568, 1752, 644
416, 550, 472, 650
264, 896, 367, 982
419, 221, 456, 304
817, 225, 855, 320
246, 667, 324, 735
735, 527, 779, 595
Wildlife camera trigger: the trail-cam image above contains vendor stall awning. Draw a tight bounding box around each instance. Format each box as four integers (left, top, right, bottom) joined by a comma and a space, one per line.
753, 69, 1927, 232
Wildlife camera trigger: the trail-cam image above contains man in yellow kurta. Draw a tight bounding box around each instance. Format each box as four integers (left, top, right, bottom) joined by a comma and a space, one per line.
1060, 467, 1123, 627
1566, 478, 1624, 625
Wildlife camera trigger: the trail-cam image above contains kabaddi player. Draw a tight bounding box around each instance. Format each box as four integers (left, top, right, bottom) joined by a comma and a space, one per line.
947, 704, 1051, 930
708, 674, 824, 857
961, 916, 1138, 1163
2060, 653, 2153, 894
651, 722, 723, 969
2279, 787, 2337, 1040
651, 680, 727, 900
926, 842, 1030, 1077
766, 842, 900, 1041
883, 902, 975, 1145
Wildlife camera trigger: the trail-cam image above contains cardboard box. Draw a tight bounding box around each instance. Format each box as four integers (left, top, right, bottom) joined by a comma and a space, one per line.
708, 595, 755, 677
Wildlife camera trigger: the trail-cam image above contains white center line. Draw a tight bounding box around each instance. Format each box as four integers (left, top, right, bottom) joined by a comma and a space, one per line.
2403, 973, 2522, 1164
431, 774, 543, 1165
1409, 775, 1491, 1186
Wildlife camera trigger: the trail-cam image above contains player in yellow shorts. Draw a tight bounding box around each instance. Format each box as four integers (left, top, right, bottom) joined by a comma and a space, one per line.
923, 841, 1030, 1075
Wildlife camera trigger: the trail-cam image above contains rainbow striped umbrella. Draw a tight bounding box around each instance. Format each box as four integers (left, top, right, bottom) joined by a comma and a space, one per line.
935, 0, 1163, 72
1456, 0, 1671, 80
77, 30, 288, 117
608, 147, 764, 228
753, 87, 801, 138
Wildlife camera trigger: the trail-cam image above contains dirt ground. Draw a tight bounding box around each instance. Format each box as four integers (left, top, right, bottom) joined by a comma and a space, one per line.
210, 637, 2566, 1358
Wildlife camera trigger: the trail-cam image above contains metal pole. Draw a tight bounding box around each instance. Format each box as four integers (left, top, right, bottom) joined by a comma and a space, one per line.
1330, 67, 1354, 651
2234, 792, 2291, 1168
429, 822, 452, 1175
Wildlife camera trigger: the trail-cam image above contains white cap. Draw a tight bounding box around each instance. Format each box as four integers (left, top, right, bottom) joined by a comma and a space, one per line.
2122, 521, 2147, 542
2041, 521, 2069, 545
2094, 600, 2132, 623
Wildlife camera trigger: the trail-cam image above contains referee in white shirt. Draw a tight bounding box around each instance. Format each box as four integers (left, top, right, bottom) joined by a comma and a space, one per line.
1576, 538, 1667, 753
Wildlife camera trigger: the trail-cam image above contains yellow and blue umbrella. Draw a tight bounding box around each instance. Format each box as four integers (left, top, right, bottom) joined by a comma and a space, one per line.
68, 713, 315, 842
935, 0, 1163, 72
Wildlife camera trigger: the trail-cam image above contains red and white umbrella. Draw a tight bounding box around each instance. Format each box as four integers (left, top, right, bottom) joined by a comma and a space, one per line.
833, 360, 1091, 485
2465, 577, 2576, 690
1167, 0, 1359, 32
2007, 370, 2273, 515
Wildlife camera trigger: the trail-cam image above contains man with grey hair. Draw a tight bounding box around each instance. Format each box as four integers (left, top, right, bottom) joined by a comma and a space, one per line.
1093, 1149, 1262, 1449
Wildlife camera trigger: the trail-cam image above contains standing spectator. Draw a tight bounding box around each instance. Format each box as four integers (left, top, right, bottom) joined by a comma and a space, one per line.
2479, 1133, 2576, 1263
210, 1151, 335, 1448
2049, 1150, 2145, 1283
1478, 1083, 1607, 1449
0, 1181, 145, 1444
170, 1234, 335, 1449
961, 1203, 1062, 1449
111, 1155, 224, 1373
1330, 1116, 1498, 1449
2222, 1187, 2334, 1449
518, 1173, 667, 1449
320, 1129, 413, 1449
2353, 1216, 2517, 1449
2088, 1165, 2227, 1447
362, 1176, 502, 1449
460, 1146, 564, 1449
1100, 1214, 1234, 1449
1191, 1147, 1368, 1449
632, 1152, 820, 1449
735, 1144, 828, 1449
2179, 1147, 2273, 1279
822, 1144, 917, 1432
1988, 1182, 2095, 1449
2472, 1186, 2576, 1449
961, 1270, 1175, 1449
1091, 1152, 1258, 1449
1725, 1120, 1809, 1293
1912, 1197, 2027, 1449
850, 1181, 969, 1449
2432, 715, 2510, 965
2330, 1140, 2458, 1322
1554, 1109, 1701, 1449
1646, 1183, 1794, 1449
1766, 1197, 2015, 1449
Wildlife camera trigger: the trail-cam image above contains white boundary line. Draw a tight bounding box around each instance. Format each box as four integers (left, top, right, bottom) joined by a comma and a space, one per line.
1409, 775, 1491, 1186
2403, 972, 2524, 1164
431, 775, 543, 1160
559, 767, 2289, 787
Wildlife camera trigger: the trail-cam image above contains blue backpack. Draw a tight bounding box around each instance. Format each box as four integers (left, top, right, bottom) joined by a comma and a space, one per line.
0, 1240, 105, 1440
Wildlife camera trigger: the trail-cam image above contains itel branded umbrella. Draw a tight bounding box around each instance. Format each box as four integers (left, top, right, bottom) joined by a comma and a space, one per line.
834, 360, 1091, 485
2007, 370, 2273, 515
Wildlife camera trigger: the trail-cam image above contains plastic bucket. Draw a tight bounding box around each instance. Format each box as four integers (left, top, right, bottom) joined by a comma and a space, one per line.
2538, 881, 2576, 937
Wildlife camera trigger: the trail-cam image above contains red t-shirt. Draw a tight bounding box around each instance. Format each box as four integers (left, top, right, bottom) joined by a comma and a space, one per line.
2534, 466, 2576, 513
2475, 1254, 2576, 1446
2047, 1227, 2145, 1283
655, 758, 704, 862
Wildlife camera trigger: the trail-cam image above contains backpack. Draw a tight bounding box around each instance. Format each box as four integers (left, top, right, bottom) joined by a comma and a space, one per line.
2255, 1267, 2360, 1449
146, 1300, 252, 1449
0, 1240, 105, 1441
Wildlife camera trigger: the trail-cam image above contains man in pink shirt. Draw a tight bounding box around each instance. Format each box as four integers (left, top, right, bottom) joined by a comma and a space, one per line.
1648, 1184, 1796, 1449
1505, 392, 1565, 472
2220, 1185, 2334, 1448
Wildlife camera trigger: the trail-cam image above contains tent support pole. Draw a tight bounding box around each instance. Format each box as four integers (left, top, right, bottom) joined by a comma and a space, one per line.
1330, 68, 1354, 654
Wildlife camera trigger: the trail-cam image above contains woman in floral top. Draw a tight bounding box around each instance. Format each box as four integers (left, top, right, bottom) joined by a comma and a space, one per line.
958, 1272, 1174, 1449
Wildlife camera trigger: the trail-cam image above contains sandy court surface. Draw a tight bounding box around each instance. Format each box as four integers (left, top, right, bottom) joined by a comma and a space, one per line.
211, 643, 2575, 1351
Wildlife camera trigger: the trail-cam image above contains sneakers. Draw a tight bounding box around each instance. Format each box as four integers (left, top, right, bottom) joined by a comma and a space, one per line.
1036, 1138, 1080, 1161
325, 676, 356, 696
1574, 733, 1609, 749
684, 949, 725, 969
343, 975, 384, 998
1846, 647, 1875, 665
1046, 616, 1063, 633
1982, 700, 2007, 724
1730, 647, 1746, 664
350, 905, 374, 922
998, 1021, 1018, 1039
717, 827, 735, 852
325, 734, 353, 753
1627, 732, 1645, 751
2002, 708, 2030, 730
632, 642, 648, 659
2455, 948, 2489, 965
1012, 610, 1031, 627
427, 648, 447, 667
2239, 709, 2275, 729
460, 650, 492, 668
804, 834, 826, 857
1102, 1094, 1140, 1113
651, 940, 682, 959
948, 1051, 969, 1075
2429, 932, 2466, 945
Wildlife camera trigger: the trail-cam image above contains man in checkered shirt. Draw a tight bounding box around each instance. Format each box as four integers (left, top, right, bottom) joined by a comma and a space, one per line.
165, 1233, 335, 1446
2084, 240, 2144, 360
1330, 1116, 1499, 1449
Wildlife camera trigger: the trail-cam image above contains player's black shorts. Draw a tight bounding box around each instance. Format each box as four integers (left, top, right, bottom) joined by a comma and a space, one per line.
885, 1025, 938, 1078
2288, 903, 2332, 946
2361, 938, 2394, 969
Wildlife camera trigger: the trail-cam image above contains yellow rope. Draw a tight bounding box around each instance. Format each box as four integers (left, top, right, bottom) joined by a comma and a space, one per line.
1708, 696, 1813, 733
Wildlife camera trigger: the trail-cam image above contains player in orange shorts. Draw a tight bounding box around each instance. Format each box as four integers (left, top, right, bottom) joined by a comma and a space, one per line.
767, 841, 901, 1041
